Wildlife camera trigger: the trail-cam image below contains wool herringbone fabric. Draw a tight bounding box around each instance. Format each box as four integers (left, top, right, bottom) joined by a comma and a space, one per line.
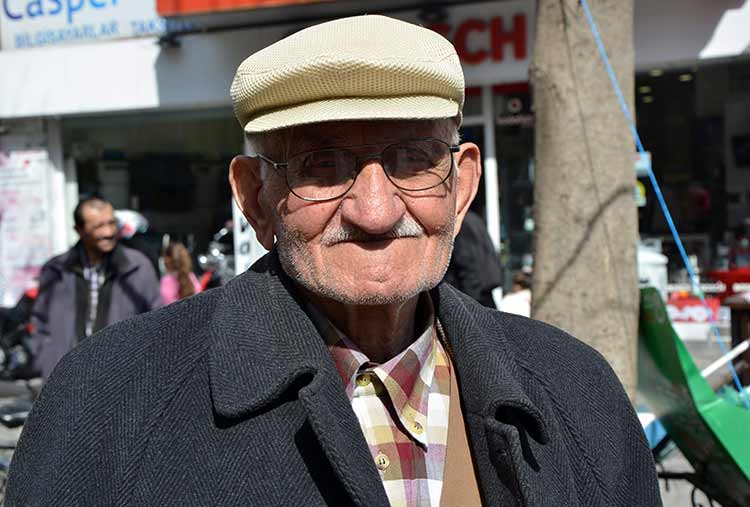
6, 250, 662, 507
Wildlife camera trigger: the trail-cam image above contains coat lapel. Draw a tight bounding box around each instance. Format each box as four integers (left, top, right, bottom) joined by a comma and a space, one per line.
433, 283, 550, 506
207, 251, 388, 507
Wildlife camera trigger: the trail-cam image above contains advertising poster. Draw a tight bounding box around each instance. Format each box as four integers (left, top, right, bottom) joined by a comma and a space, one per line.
0, 150, 53, 306
1, 0, 165, 49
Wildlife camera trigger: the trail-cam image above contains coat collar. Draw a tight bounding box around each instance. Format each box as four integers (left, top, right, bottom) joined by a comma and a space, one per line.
207, 250, 548, 446
207, 250, 389, 507
433, 283, 549, 445
207, 251, 331, 419
57, 242, 138, 277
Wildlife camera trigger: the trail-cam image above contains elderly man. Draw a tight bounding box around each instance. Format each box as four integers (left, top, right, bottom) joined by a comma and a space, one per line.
7, 15, 660, 507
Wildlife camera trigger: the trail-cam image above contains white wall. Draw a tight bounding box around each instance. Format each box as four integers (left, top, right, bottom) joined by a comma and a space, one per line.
634, 0, 749, 70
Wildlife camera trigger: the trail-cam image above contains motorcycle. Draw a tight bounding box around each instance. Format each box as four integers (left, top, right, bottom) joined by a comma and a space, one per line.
197, 224, 235, 288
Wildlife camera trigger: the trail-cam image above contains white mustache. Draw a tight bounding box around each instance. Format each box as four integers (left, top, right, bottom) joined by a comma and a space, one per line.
320, 216, 425, 246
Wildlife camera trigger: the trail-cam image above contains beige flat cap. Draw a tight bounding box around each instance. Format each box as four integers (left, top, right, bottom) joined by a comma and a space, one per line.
230, 15, 465, 133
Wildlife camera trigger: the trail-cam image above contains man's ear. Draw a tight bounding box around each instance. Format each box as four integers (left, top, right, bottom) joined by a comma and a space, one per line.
452, 142, 482, 237
229, 156, 275, 250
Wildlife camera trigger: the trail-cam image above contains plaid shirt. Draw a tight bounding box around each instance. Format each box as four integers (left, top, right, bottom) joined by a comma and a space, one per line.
82, 263, 105, 338
310, 303, 451, 507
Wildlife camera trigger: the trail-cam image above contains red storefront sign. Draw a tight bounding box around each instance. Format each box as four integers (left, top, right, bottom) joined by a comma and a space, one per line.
157, 0, 331, 17
153, 0, 533, 87
428, 15, 527, 65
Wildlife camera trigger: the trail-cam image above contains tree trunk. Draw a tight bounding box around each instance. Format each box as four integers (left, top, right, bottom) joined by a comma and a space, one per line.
529, 0, 639, 400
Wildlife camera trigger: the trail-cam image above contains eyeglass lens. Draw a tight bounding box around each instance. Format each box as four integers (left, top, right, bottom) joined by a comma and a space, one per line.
286, 139, 453, 201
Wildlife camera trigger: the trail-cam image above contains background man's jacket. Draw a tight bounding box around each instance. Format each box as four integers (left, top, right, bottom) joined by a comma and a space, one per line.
29, 242, 162, 378
443, 210, 503, 308
8, 252, 661, 506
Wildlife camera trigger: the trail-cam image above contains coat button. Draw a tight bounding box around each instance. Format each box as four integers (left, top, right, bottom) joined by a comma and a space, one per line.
375, 453, 390, 471
412, 421, 424, 434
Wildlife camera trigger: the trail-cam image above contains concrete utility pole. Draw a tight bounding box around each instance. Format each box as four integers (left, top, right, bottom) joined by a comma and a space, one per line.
530, 0, 639, 400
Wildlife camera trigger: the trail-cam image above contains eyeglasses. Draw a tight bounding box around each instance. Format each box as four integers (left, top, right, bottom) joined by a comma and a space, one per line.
256, 138, 460, 202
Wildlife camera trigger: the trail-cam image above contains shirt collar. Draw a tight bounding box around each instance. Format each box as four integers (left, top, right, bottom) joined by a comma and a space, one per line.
308, 295, 438, 445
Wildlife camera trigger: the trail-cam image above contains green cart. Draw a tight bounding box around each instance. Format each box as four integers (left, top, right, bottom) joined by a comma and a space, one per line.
638, 287, 750, 507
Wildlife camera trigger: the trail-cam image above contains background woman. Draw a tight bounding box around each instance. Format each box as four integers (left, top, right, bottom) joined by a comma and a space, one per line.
160, 242, 201, 305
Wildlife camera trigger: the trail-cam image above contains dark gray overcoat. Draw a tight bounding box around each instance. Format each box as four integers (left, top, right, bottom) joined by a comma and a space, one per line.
7, 251, 661, 506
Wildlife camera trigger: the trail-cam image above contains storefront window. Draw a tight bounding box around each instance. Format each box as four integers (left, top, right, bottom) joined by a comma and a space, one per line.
63, 108, 241, 267
636, 59, 750, 284
461, 85, 534, 291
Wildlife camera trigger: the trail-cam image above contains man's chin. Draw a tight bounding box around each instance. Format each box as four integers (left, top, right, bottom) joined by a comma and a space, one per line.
302, 278, 430, 307
97, 242, 117, 253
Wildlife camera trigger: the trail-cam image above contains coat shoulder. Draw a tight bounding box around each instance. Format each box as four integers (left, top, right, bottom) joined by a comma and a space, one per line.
40, 248, 76, 273
120, 244, 155, 267
443, 286, 609, 378
493, 310, 615, 381
52, 287, 220, 383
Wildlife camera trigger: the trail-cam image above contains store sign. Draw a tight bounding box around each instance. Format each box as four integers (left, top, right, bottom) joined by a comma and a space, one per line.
428, 15, 526, 65
400, 1, 534, 86
1, 0, 165, 49
158, 0, 533, 86
666, 297, 726, 324
157, 0, 329, 17
0, 150, 54, 306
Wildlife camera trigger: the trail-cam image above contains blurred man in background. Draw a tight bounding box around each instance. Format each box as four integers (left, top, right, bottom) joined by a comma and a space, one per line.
443, 209, 503, 308
29, 197, 161, 379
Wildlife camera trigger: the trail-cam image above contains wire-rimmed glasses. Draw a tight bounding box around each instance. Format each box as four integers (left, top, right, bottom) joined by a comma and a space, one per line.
255, 138, 460, 202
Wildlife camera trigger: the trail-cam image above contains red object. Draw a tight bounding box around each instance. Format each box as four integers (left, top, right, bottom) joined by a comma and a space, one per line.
666, 296, 721, 323
199, 271, 214, 291
428, 14, 527, 66
708, 268, 750, 301
157, 0, 331, 17
24, 287, 38, 300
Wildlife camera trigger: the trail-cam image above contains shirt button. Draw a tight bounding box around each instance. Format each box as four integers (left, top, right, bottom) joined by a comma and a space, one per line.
375, 453, 390, 471
412, 421, 424, 434
356, 373, 373, 387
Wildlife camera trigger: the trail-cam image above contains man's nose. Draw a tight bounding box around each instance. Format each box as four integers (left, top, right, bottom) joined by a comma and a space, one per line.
340, 159, 406, 235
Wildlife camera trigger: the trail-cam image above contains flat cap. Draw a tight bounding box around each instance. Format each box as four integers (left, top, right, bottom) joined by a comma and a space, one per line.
230, 15, 465, 133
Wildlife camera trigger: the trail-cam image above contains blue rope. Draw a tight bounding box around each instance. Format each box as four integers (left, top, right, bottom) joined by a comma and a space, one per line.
579, 0, 750, 409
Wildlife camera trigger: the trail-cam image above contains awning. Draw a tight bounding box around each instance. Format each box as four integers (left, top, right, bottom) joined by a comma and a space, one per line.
0, 38, 163, 119
0, 28, 261, 119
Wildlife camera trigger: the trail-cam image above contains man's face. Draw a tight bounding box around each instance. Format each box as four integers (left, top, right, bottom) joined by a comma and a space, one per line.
255, 120, 478, 306
77, 204, 118, 257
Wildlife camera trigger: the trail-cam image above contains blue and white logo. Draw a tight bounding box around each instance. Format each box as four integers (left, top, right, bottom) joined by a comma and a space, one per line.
1, 0, 168, 49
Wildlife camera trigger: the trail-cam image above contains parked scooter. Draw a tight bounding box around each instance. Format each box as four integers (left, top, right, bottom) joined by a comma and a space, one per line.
0, 289, 37, 381
197, 223, 235, 288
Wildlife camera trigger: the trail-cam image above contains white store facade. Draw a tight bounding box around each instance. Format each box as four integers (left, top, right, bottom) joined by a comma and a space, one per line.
1, 0, 748, 305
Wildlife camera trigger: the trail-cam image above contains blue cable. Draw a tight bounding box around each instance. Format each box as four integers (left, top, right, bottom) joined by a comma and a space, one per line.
579, 0, 750, 409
